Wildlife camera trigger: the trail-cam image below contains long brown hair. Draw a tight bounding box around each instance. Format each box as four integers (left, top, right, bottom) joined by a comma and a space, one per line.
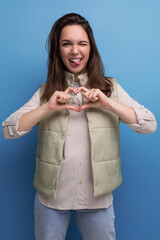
41, 13, 113, 102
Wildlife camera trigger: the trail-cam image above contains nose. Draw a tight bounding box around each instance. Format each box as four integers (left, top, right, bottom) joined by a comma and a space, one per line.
71, 44, 79, 55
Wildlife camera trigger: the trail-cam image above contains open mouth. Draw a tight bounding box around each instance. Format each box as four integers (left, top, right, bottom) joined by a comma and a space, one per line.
69, 58, 83, 65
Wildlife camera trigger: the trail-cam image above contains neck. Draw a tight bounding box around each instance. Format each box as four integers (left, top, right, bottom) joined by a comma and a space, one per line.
74, 74, 79, 82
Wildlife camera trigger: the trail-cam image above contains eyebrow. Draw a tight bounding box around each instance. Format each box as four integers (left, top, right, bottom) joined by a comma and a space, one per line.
61, 39, 89, 43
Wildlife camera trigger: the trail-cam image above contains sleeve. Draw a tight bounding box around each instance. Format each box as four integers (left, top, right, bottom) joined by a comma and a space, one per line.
2, 88, 41, 139
117, 83, 157, 134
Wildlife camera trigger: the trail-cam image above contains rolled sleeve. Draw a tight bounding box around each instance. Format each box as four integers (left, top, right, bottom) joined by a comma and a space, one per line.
2, 88, 41, 139
2, 115, 30, 139
117, 83, 157, 134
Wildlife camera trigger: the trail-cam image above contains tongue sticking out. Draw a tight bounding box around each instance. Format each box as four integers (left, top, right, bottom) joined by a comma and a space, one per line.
70, 59, 82, 66
74, 60, 81, 65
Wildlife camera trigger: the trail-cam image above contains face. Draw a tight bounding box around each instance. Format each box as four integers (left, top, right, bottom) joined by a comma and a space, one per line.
59, 25, 91, 76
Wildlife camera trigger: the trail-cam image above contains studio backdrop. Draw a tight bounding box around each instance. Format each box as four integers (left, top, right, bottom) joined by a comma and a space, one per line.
0, 0, 159, 240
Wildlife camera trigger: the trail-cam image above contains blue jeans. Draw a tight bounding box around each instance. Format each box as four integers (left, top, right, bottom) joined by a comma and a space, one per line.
34, 194, 116, 240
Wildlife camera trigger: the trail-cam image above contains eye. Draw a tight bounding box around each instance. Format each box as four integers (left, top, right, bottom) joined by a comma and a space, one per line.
62, 43, 71, 46
79, 41, 88, 46
79, 43, 87, 46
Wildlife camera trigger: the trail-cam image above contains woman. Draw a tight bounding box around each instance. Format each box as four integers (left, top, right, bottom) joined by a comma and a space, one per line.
2, 13, 157, 240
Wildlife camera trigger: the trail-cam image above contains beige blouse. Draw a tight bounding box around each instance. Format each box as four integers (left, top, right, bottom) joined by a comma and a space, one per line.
2, 73, 157, 210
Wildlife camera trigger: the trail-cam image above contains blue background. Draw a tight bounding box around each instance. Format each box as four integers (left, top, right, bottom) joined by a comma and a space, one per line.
0, 0, 159, 239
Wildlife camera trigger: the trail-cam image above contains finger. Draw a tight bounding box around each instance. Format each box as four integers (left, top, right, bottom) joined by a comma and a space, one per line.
56, 92, 70, 103
77, 86, 89, 93
61, 93, 71, 103
62, 104, 79, 112
65, 87, 77, 95
78, 102, 95, 111
56, 95, 66, 103
57, 98, 69, 104
63, 96, 71, 103
55, 92, 64, 102
54, 91, 61, 98
88, 90, 99, 102
83, 90, 95, 101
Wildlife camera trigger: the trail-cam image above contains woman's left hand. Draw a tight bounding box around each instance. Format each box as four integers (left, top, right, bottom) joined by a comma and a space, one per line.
77, 86, 110, 111
77, 86, 138, 124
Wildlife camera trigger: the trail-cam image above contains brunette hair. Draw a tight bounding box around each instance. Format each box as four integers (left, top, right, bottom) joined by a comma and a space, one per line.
41, 13, 113, 102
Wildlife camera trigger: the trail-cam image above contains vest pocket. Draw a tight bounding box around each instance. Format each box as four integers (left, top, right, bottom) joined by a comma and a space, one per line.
37, 129, 64, 165
92, 157, 122, 196
33, 156, 60, 199
90, 128, 120, 162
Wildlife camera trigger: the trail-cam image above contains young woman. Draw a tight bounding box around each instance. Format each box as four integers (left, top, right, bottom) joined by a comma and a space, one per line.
2, 13, 157, 240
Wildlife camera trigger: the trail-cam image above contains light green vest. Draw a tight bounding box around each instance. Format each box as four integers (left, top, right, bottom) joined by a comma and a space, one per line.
33, 72, 122, 200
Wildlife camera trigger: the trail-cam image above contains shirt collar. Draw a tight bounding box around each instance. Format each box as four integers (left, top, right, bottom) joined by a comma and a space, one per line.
65, 71, 88, 87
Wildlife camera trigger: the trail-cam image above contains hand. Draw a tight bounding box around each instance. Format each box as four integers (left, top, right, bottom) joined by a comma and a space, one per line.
77, 87, 138, 124
46, 87, 79, 112
77, 87, 111, 111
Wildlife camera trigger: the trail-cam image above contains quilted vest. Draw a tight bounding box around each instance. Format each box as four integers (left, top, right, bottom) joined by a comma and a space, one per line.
33, 72, 122, 199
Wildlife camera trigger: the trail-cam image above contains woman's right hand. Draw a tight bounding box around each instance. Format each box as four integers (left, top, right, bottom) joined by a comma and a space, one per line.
18, 87, 78, 133
46, 87, 79, 112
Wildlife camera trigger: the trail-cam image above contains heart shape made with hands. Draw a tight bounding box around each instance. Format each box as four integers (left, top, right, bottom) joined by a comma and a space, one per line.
65, 86, 86, 95
64, 86, 99, 111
